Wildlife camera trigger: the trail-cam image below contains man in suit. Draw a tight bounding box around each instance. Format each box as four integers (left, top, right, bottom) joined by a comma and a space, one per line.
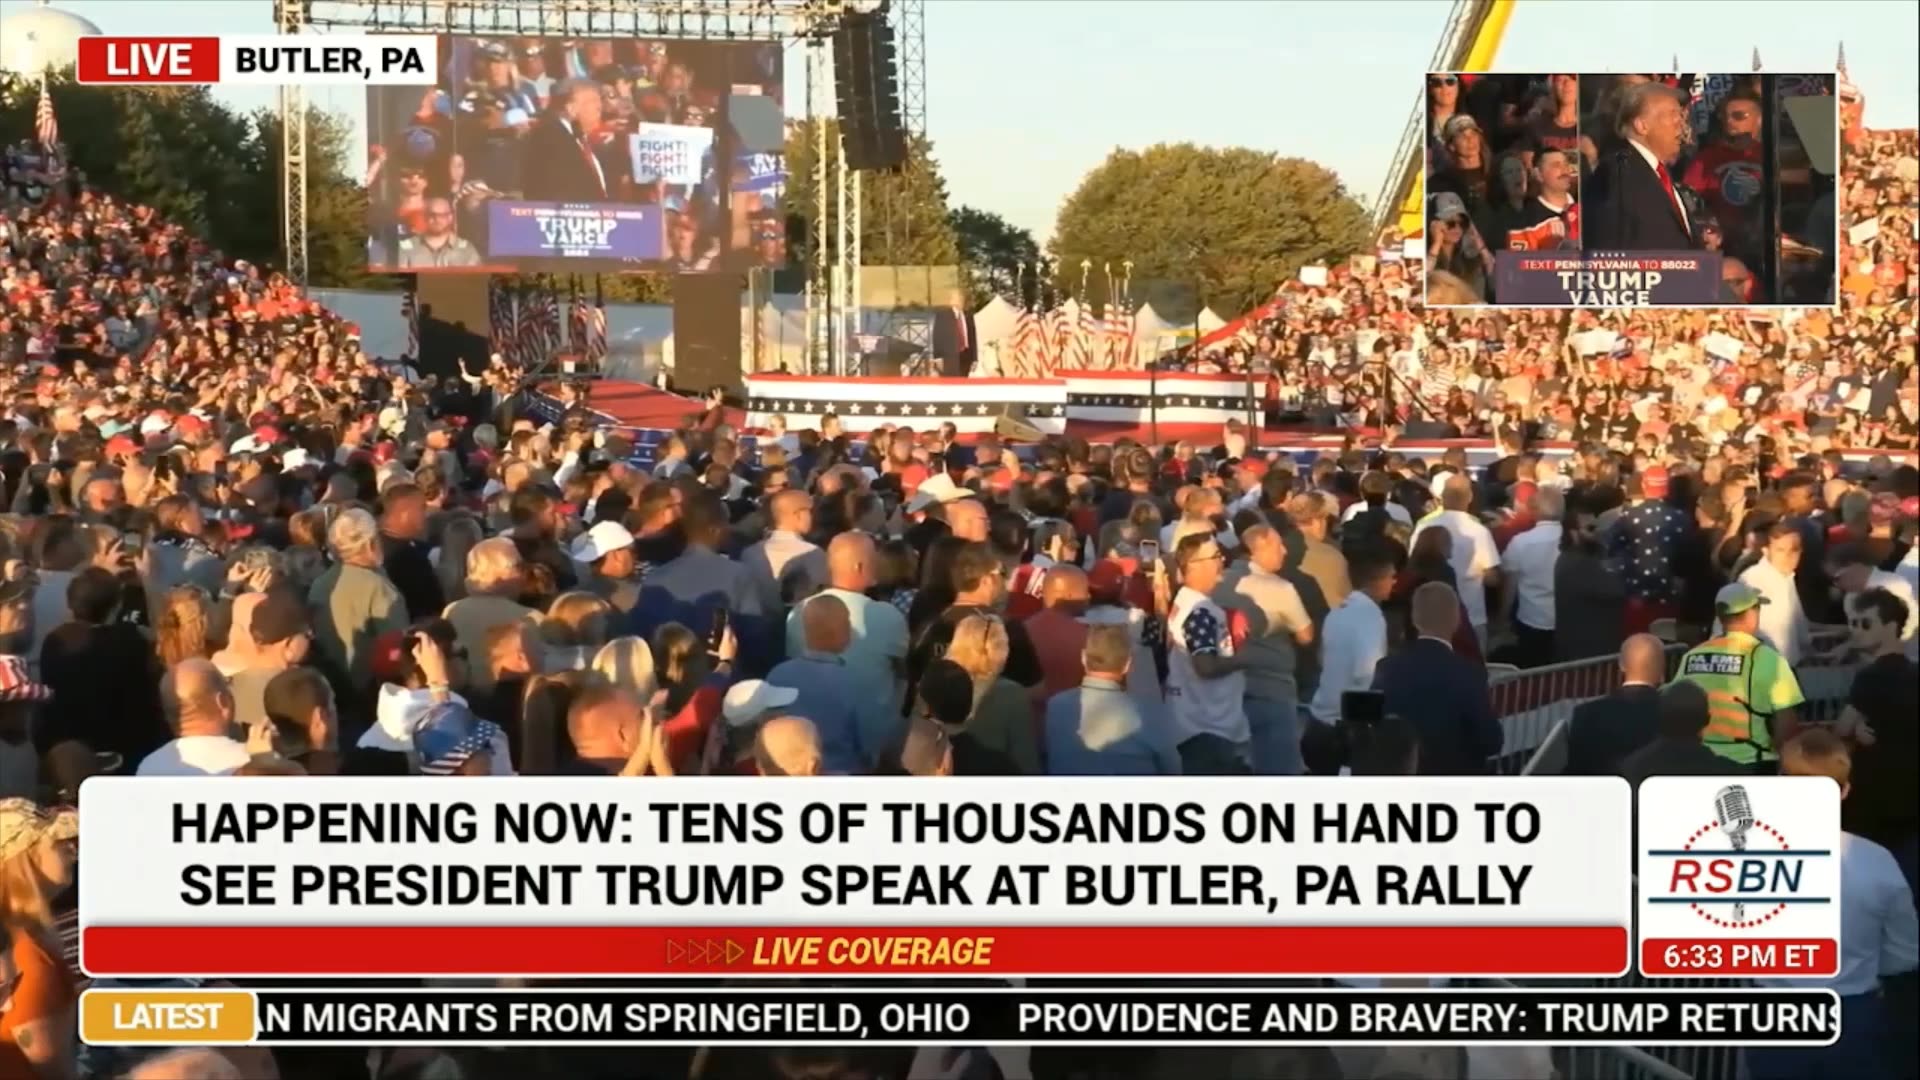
1620, 681, 1742, 789
1584, 81, 1697, 252
1564, 633, 1667, 775
521, 79, 611, 204
1372, 582, 1502, 775
929, 289, 978, 377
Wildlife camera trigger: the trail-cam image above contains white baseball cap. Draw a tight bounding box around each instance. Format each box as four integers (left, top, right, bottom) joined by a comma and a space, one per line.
906, 472, 965, 513
721, 680, 798, 728
569, 520, 635, 563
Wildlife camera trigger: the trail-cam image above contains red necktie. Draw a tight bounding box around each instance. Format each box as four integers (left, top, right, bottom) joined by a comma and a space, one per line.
577, 136, 604, 196
954, 310, 967, 351
1654, 162, 1686, 227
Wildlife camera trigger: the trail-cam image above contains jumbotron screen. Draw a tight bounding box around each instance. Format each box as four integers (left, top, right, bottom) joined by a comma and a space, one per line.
364, 35, 787, 273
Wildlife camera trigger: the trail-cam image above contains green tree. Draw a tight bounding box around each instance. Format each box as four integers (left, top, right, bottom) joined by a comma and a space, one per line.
949, 205, 1040, 305
784, 117, 961, 270
1050, 143, 1371, 317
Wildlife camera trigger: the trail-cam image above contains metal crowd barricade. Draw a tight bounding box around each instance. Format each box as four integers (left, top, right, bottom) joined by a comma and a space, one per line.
1499, 643, 1863, 776
1488, 646, 1687, 776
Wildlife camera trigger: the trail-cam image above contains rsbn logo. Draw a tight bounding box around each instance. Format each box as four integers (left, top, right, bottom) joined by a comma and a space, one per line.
1645, 784, 1835, 929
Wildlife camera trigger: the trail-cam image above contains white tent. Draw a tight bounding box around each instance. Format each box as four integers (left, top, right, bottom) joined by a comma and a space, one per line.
973, 295, 1019, 345
1196, 307, 1228, 334
1132, 302, 1171, 343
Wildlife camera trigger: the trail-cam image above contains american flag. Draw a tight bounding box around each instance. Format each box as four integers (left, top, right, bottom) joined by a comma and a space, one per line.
400, 286, 419, 359
1064, 301, 1097, 371
584, 277, 608, 365
1103, 304, 1138, 370
488, 280, 515, 359
35, 75, 58, 151
568, 276, 587, 353
518, 283, 559, 366
1006, 303, 1042, 377
1046, 303, 1073, 376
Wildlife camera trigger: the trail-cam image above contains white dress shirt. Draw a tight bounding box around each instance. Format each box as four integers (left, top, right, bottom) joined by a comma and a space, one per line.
1758, 833, 1917, 996
1412, 509, 1501, 629
1500, 520, 1562, 631
1341, 500, 1412, 527
1309, 591, 1389, 725
1736, 558, 1810, 665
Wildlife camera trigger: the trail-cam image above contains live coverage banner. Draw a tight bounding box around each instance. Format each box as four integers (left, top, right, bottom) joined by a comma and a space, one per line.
78, 777, 1634, 979
80, 987, 1841, 1048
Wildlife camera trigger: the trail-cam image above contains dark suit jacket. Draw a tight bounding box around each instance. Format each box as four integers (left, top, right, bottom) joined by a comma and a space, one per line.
1584, 145, 1696, 252
930, 308, 978, 377
1621, 736, 1743, 789
521, 116, 610, 203
1563, 684, 1662, 776
1372, 638, 1502, 775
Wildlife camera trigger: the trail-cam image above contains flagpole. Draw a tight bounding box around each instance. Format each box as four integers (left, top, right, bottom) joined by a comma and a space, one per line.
1101, 261, 1113, 370
1012, 263, 1026, 378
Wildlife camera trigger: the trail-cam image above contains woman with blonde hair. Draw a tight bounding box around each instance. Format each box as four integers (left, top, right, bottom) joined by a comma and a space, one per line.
155, 586, 215, 669
592, 636, 659, 699
542, 592, 613, 672
942, 613, 1039, 774
0, 799, 78, 1078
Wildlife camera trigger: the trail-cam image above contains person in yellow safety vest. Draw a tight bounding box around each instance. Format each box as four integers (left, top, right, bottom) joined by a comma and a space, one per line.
1673, 582, 1806, 772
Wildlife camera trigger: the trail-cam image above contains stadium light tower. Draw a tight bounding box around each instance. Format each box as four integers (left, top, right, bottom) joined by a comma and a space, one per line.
275, 0, 307, 285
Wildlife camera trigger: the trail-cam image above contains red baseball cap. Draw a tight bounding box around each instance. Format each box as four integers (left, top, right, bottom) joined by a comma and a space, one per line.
173, 414, 209, 440
1088, 559, 1133, 603
367, 629, 413, 686
1639, 465, 1670, 498
105, 434, 140, 459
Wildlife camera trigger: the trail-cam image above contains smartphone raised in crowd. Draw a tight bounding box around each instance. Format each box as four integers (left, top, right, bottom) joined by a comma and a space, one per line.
1138, 539, 1160, 565
708, 607, 730, 653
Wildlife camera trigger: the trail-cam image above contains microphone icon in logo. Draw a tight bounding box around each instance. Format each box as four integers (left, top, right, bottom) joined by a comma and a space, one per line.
1714, 785, 1756, 921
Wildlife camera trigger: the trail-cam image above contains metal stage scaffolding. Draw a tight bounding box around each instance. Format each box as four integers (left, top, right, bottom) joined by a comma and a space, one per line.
273, 0, 921, 376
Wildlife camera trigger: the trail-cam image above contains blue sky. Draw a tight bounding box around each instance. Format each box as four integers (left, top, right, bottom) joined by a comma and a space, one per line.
8, 0, 1916, 241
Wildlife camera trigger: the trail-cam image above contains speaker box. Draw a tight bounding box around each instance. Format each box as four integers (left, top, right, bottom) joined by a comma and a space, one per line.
832, 11, 907, 171
672, 273, 746, 397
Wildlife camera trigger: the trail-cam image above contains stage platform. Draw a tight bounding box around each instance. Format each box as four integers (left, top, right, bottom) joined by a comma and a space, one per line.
529, 378, 1913, 474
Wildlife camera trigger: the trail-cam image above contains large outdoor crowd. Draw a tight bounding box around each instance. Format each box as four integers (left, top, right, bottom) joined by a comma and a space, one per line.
1182, 117, 1915, 460
0, 86, 1917, 1080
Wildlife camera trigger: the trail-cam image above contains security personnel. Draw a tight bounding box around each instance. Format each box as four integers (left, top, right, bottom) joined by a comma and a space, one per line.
1673, 583, 1806, 772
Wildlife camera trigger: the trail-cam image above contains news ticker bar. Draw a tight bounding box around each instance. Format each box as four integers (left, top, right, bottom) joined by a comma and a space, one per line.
79, 925, 1630, 978
83, 987, 1839, 1048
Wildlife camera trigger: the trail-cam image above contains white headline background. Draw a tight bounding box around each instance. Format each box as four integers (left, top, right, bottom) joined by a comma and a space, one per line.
79, 777, 1631, 929
222, 35, 440, 86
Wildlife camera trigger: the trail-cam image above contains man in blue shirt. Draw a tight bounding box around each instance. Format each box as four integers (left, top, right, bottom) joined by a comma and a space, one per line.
766, 594, 878, 773
1046, 624, 1182, 776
